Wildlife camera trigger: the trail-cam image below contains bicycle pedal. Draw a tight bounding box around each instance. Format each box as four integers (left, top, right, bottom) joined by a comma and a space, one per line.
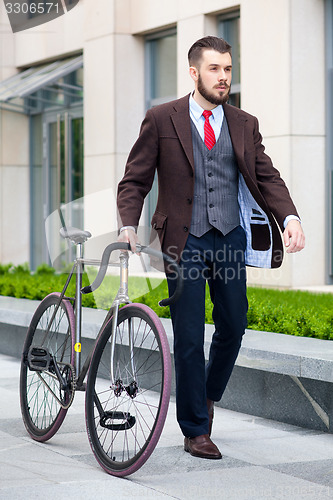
27, 346, 52, 371
100, 411, 136, 431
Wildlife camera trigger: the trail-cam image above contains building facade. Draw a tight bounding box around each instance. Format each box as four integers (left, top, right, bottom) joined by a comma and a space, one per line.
0, 0, 331, 287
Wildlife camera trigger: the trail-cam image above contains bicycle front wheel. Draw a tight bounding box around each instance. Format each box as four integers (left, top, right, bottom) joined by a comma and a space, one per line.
85, 303, 172, 477
20, 293, 75, 442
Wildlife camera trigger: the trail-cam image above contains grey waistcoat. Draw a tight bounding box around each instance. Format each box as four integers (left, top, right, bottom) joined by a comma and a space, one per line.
190, 118, 240, 237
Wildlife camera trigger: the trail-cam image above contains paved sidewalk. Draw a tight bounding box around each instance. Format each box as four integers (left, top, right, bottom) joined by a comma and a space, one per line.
1, 353, 333, 499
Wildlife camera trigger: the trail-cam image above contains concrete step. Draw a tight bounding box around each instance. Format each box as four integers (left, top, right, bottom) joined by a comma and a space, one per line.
1, 295, 333, 433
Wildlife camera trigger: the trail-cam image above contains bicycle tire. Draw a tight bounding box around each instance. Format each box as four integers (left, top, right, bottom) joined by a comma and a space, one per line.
85, 303, 172, 477
20, 293, 75, 442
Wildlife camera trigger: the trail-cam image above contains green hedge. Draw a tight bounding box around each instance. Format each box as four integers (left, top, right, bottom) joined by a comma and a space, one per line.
137, 281, 333, 340
0, 263, 96, 308
1, 263, 333, 340
246, 287, 333, 340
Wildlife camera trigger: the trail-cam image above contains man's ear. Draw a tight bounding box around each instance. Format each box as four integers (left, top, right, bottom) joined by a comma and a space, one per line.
189, 66, 199, 82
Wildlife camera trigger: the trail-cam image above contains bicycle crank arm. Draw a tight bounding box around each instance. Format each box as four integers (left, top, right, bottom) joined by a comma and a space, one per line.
35, 371, 74, 410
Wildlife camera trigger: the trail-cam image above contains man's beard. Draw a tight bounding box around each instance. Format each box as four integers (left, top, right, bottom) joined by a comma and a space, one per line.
197, 74, 230, 105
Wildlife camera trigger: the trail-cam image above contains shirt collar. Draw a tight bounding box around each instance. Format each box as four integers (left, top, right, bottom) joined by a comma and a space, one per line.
189, 93, 223, 122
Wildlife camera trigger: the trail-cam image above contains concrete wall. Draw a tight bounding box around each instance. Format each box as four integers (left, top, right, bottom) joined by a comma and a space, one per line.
0, 5, 29, 265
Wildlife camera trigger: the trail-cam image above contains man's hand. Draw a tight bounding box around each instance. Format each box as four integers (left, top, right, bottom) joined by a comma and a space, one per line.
117, 228, 140, 254
283, 220, 305, 253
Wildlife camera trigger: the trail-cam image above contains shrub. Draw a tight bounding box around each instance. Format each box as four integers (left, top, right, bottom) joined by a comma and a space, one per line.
1, 263, 333, 341
35, 263, 56, 275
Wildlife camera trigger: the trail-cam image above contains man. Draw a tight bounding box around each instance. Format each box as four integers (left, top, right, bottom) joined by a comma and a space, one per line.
117, 36, 305, 460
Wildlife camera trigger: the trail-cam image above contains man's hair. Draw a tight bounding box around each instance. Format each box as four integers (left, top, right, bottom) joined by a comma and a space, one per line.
188, 36, 232, 67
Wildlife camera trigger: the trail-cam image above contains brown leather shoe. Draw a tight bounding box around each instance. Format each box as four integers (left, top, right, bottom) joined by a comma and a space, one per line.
184, 434, 222, 459
207, 398, 214, 437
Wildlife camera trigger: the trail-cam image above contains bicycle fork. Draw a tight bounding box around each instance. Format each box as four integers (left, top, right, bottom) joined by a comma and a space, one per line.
109, 251, 135, 388
94, 251, 137, 431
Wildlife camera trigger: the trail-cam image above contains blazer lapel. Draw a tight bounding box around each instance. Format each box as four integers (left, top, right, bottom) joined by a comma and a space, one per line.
170, 95, 195, 170
223, 103, 247, 174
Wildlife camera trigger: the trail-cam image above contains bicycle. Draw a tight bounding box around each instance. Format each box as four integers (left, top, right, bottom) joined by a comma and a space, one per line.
19, 227, 182, 477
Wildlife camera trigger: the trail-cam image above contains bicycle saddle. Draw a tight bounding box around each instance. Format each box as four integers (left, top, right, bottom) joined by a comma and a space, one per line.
59, 227, 92, 244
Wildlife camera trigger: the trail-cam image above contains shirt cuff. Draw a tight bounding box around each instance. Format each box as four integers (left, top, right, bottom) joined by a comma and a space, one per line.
283, 215, 301, 229
119, 226, 136, 233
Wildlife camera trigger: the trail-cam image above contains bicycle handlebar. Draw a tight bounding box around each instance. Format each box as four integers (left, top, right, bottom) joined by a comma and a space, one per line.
81, 242, 183, 307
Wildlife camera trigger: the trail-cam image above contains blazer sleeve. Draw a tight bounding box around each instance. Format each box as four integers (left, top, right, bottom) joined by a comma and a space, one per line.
251, 116, 299, 230
117, 109, 159, 229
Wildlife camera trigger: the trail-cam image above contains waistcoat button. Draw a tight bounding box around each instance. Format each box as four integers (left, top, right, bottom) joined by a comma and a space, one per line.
184, 226, 188, 232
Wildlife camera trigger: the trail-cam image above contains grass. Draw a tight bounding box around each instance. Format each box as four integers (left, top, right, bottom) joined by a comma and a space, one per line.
246, 287, 333, 340
1, 262, 333, 340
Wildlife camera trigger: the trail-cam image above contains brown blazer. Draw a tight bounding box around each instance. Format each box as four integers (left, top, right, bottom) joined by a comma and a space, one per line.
117, 94, 299, 268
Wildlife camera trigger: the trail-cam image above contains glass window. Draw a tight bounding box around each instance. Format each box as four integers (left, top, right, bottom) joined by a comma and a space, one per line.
145, 30, 177, 225
218, 11, 241, 108
30, 114, 44, 269
26, 68, 83, 114
29, 64, 83, 269
145, 29, 177, 109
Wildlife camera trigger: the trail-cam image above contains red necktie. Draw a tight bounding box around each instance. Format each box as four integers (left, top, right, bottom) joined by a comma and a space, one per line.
202, 110, 216, 150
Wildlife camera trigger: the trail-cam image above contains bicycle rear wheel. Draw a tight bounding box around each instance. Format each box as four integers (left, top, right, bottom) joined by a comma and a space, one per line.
85, 303, 171, 477
20, 293, 75, 441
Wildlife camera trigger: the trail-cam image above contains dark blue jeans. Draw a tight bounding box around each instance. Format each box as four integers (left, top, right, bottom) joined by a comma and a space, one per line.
167, 226, 248, 438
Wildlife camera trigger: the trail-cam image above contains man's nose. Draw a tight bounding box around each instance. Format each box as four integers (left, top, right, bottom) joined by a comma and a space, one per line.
218, 70, 227, 81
